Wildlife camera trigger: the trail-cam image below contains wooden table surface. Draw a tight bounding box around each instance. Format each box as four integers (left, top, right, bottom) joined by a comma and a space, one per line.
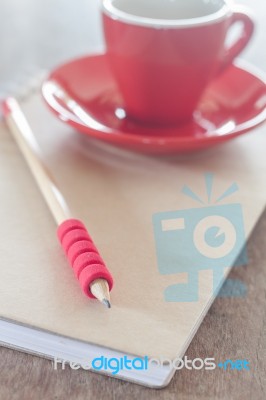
0, 1, 265, 399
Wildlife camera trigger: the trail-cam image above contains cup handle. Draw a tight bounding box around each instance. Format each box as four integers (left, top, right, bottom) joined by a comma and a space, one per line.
217, 9, 255, 74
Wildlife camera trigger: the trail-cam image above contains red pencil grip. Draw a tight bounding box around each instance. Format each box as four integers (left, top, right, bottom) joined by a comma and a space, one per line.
57, 219, 113, 298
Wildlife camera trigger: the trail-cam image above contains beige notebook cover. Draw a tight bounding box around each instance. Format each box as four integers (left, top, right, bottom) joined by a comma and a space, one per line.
0, 77, 266, 386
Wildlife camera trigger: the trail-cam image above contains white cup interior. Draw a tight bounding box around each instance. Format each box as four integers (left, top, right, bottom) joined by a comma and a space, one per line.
103, 0, 230, 23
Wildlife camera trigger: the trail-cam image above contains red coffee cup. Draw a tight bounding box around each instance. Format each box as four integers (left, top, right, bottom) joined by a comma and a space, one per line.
102, 0, 254, 126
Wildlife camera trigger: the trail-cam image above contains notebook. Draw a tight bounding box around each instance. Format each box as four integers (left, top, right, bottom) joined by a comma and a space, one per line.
0, 72, 266, 388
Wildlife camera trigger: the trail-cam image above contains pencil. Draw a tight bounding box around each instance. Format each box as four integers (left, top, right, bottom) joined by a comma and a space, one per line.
2, 97, 114, 308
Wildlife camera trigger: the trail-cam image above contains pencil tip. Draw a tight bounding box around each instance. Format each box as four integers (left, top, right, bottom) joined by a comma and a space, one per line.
102, 299, 111, 309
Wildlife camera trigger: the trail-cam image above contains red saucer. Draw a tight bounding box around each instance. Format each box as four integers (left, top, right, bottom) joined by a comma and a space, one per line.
42, 54, 266, 154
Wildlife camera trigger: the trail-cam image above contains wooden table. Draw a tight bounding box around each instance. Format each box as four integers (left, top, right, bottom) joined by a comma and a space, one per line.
0, 1, 265, 399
